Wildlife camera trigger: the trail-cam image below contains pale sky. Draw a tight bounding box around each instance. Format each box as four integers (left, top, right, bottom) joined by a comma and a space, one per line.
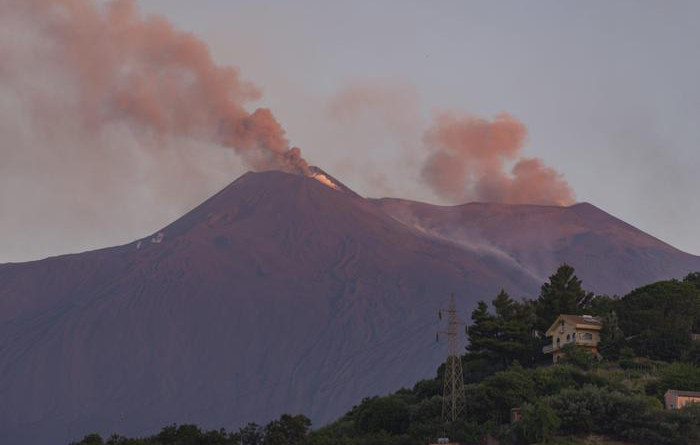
1, 0, 699, 261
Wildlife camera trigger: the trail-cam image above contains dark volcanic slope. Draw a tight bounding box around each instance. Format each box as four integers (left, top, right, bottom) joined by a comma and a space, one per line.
374, 198, 700, 295
0, 171, 539, 445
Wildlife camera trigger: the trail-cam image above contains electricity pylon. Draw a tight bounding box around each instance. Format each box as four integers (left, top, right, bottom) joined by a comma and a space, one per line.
437, 293, 466, 423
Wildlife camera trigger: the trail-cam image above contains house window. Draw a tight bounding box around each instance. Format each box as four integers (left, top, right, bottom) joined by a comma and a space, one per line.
566, 334, 570, 341
582, 333, 593, 341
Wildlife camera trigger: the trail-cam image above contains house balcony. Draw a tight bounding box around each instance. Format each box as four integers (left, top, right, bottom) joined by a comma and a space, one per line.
543, 338, 598, 354
574, 339, 598, 347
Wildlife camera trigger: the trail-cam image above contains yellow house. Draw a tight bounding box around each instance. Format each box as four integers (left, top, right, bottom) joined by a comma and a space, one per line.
542, 314, 602, 363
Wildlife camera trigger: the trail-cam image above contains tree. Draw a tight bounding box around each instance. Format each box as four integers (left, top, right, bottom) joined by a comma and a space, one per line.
467, 291, 537, 368
598, 310, 626, 361
264, 414, 311, 445
647, 362, 700, 397
355, 396, 410, 435
493, 291, 537, 366
558, 344, 597, 370
69, 434, 104, 445
684, 272, 700, 290
519, 401, 560, 444
467, 301, 500, 363
618, 279, 700, 361
685, 272, 700, 334
535, 265, 594, 333
238, 423, 264, 445
547, 385, 659, 438
154, 424, 209, 444
588, 294, 618, 317
412, 379, 441, 401
469, 364, 536, 424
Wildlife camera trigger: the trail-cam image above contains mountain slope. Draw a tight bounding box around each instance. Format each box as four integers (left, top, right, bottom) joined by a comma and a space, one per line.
0, 171, 539, 444
1, 171, 698, 444
373, 198, 700, 295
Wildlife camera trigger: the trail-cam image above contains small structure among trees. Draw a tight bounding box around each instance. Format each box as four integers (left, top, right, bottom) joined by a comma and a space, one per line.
665, 390, 700, 410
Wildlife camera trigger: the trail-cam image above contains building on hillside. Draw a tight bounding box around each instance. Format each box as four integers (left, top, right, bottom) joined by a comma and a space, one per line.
665, 390, 700, 409
510, 407, 522, 424
542, 314, 602, 363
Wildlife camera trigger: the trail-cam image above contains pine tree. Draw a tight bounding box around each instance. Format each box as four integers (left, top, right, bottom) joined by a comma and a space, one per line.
468, 291, 537, 367
598, 311, 626, 361
534, 264, 594, 333
467, 301, 500, 363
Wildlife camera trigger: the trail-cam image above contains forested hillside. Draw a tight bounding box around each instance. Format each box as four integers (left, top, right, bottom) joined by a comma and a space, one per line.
70, 267, 700, 445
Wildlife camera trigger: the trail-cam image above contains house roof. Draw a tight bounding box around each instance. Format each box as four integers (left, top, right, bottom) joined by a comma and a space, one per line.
666, 390, 700, 398
545, 314, 602, 336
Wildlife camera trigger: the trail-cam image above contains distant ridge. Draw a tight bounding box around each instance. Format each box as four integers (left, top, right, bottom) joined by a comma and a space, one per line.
373, 198, 700, 295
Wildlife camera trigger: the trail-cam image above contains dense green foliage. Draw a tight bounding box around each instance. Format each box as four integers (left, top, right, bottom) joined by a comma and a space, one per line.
70, 415, 311, 445
467, 290, 538, 368
520, 401, 560, 444
70, 266, 700, 445
534, 265, 594, 333
617, 277, 700, 362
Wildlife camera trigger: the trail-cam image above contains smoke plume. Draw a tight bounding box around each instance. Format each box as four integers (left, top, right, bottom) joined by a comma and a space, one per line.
323, 81, 424, 199
5, 0, 309, 174
0, 0, 312, 262
421, 112, 575, 206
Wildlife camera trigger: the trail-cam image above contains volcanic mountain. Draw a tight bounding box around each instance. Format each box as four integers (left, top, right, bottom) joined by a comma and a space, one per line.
0, 170, 698, 444
373, 198, 700, 296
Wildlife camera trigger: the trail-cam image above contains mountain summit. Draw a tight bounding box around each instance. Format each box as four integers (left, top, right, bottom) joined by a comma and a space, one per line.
0, 170, 698, 444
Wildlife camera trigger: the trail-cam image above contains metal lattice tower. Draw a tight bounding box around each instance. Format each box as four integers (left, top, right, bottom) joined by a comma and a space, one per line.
437, 293, 466, 423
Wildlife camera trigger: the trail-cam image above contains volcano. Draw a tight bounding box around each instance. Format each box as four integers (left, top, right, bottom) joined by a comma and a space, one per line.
0, 170, 698, 444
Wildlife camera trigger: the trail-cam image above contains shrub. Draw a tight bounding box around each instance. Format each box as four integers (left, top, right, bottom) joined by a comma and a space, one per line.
519, 401, 560, 444
469, 365, 536, 423
354, 396, 410, 435
558, 344, 597, 370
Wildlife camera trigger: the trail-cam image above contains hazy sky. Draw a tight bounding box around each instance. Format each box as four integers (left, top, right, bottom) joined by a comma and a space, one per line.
1, 0, 699, 261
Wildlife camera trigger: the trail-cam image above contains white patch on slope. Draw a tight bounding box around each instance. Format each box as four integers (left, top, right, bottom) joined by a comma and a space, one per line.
312, 173, 339, 190
383, 204, 546, 283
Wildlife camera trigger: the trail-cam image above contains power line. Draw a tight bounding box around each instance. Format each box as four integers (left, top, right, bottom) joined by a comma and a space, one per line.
437, 293, 466, 423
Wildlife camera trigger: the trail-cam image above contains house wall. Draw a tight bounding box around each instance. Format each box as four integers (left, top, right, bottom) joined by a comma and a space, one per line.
664, 393, 700, 409
677, 396, 700, 408
665, 392, 675, 409
551, 321, 600, 347
547, 318, 602, 363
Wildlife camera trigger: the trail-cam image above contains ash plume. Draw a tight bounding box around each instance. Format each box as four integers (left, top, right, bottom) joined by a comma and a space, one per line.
0, 0, 313, 262
421, 112, 575, 206
6, 0, 309, 174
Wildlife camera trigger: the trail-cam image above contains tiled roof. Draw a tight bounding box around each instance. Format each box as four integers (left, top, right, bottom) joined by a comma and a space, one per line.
561, 314, 603, 327
666, 390, 700, 397
545, 314, 602, 335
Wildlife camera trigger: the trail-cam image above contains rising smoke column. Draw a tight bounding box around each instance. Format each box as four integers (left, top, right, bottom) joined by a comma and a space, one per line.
0, 0, 316, 261
8, 0, 309, 174
421, 112, 575, 206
